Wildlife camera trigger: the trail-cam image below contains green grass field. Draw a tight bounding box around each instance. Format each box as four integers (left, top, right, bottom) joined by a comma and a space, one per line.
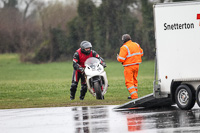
0, 54, 154, 109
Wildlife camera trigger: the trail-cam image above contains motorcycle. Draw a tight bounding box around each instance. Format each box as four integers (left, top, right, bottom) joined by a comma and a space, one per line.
84, 57, 108, 100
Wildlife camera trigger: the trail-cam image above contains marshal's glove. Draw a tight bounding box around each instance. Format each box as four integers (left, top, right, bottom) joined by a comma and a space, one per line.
117, 54, 119, 60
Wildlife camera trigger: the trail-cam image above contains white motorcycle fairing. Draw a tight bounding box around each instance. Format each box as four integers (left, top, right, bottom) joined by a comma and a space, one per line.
84, 57, 108, 99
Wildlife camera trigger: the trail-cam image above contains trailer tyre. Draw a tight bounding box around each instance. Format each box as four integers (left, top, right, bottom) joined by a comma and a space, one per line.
175, 85, 195, 110
196, 86, 200, 107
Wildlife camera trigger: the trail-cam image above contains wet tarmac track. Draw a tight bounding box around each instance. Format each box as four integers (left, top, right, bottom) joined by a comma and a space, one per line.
1, 104, 200, 133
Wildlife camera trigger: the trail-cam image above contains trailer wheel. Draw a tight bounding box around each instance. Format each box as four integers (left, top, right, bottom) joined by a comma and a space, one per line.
196, 86, 200, 107
175, 85, 195, 110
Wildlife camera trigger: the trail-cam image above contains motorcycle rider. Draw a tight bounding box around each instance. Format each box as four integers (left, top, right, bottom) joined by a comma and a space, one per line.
70, 41, 106, 100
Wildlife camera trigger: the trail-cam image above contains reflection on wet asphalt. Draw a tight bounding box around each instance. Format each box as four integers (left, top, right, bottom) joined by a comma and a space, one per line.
73, 106, 109, 133
1, 104, 200, 133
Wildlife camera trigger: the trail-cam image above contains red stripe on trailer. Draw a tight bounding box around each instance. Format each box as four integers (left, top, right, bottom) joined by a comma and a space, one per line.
197, 14, 200, 19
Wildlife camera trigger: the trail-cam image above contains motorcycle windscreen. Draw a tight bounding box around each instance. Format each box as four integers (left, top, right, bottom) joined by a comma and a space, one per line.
85, 57, 100, 67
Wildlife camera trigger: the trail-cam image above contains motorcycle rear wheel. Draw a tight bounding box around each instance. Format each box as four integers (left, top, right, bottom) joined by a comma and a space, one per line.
94, 82, 103, 100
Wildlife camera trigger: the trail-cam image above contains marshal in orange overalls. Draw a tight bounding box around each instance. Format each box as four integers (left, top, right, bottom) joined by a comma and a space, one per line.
117, 40, 143, 99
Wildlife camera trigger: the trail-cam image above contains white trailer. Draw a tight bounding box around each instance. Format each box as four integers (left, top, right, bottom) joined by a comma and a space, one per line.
115, 1, 200, 110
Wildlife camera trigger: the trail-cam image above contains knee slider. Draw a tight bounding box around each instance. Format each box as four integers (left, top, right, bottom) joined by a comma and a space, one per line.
72, 82, 78, 88
70, 82, 78, 91
81, 84, 87, 90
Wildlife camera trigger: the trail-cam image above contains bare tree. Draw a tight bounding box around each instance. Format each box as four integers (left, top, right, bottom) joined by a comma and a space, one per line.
0, 0, 22, 53
0, 0, 77, 62
21, 0, 35, 22
33, 1, 77, 61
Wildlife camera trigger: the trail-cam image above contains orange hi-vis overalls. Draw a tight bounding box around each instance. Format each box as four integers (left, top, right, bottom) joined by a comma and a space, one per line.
117, 40, 143, 99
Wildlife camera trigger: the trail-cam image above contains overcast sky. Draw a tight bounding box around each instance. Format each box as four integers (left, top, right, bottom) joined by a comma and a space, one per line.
0, 0, 77, 8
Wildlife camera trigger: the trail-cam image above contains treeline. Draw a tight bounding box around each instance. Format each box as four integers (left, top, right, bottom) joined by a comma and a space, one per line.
0, 0, 191, 63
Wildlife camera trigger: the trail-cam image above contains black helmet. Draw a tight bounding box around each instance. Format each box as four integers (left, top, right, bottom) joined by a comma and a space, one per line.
80, 41, 92, 55
122, 34, 131, 43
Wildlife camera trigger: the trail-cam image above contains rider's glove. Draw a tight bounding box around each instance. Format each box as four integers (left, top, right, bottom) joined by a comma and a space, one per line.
101, 62, 107, 68
79, 67, 84, 73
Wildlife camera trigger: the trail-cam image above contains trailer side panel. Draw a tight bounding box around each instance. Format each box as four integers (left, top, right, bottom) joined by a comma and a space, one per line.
154, 2, 200, 93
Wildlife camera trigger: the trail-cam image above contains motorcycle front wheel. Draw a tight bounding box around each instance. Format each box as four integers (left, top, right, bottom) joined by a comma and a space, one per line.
94, 82, 103, 100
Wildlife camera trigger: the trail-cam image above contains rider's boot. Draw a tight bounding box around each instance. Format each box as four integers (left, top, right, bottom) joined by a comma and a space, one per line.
70, 93, 75, 100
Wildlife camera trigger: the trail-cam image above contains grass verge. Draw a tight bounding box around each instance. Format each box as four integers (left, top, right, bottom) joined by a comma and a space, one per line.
0, 54, 154, 109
